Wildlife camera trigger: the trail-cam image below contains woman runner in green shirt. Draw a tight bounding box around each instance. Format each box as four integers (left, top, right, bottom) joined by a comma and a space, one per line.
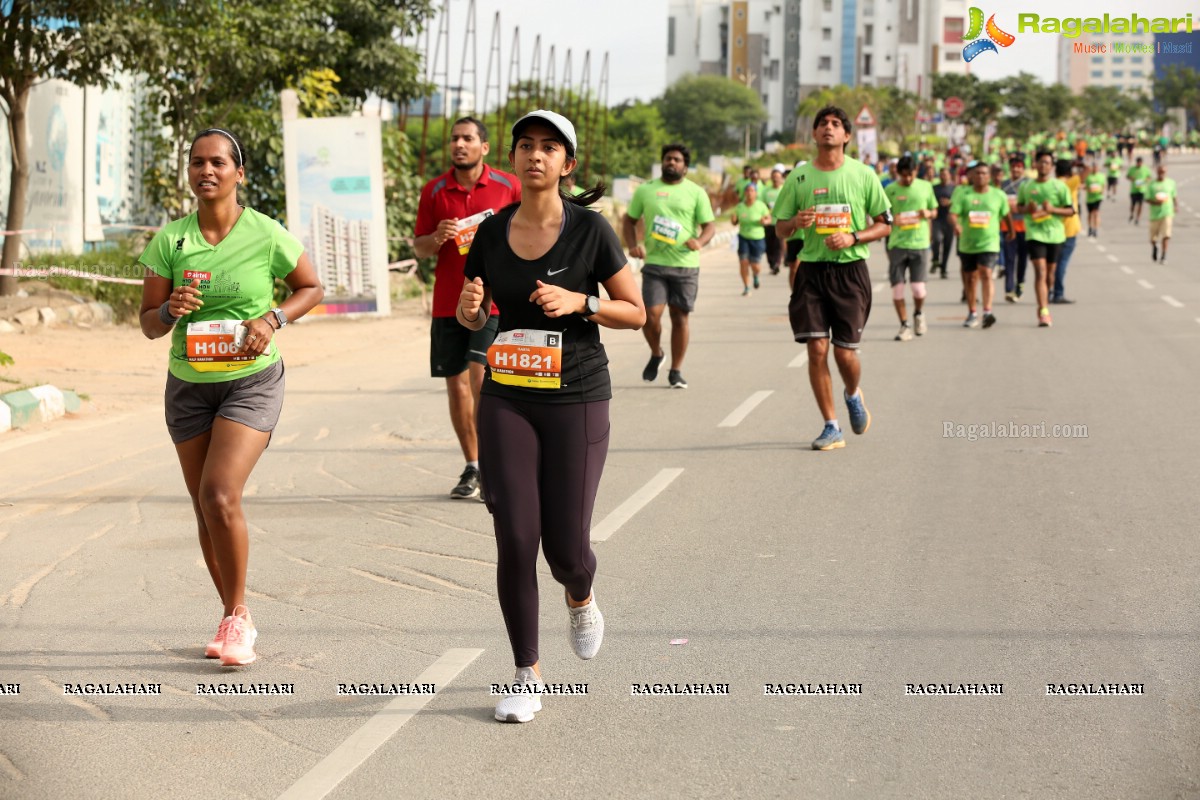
138, 129, 324, 667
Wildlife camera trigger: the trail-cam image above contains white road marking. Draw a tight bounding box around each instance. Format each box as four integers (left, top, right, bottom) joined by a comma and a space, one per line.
788, 352, 808, 369
1162, 295, 1184, 308
276, 648, 484, 800
1119, 265, 1135, 275
1137, 279, 1154, 290
873, 281, 888, 293
1106, 254, 1119, 262
1096, 244, 1107, 252
591, 468, 685, 543
718, 391, 773, 428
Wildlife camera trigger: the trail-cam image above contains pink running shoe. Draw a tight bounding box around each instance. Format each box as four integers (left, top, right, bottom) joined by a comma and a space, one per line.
204, 617, 232, 658
220, 606, 257, 666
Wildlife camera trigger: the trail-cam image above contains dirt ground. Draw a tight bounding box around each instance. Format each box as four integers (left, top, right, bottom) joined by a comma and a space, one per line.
0, 279, 434, 419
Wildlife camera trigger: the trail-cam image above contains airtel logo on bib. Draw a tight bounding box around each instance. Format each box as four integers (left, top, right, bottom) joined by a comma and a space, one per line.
961, 8, 1016, 62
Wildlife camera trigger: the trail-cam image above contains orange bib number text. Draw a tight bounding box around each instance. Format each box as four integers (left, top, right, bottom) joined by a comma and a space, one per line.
186, 320, 255, 373
487, 329, 562, 389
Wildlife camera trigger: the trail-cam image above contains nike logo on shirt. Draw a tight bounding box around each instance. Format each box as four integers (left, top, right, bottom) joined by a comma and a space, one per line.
547, 267, 568, 276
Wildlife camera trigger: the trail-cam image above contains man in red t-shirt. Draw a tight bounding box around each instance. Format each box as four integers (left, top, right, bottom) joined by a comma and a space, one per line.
414, 117, 521, 500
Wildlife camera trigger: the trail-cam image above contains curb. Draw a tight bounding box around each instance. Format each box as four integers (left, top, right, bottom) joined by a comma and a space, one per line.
0, 384, 81, 433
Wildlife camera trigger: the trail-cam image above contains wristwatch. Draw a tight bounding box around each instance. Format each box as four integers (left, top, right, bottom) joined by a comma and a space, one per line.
268, 307, 288, 328
851, 231, 861, 244
581, 295, 600, 317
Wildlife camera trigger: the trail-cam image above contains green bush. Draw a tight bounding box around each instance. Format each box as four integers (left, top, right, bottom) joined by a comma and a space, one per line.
17, 239, 148, 323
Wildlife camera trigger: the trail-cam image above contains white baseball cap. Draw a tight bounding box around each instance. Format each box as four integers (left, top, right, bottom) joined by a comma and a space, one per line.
512, 110, 578, 157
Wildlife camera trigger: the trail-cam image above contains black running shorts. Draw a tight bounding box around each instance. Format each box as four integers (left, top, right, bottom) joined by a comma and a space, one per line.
788, 259, 872, 349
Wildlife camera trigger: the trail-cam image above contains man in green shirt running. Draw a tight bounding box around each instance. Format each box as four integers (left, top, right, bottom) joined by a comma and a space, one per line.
774, 106, 892, 451
763, 168, 785, 274
883, 155, 936, 341
951, 161, 1014, 330
1127, 156, 1151, 225
731, 182, 772, 295
1017, 150, 1074, 328
1105, 150, 1122, 201
624, 143, 716, 389
1147, 164, 1177, 264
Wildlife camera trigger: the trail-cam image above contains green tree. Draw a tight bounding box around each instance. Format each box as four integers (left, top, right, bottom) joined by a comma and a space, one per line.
931, 72, 999, 135
1153, 65, 1200, 129
0, 1, 121, 296
659, 75, 767, 161
606, 101, 668, 177
1075, 85, 1151, 133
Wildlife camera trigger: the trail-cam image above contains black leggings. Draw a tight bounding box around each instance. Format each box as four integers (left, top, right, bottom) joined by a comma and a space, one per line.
477, 394, 610, 667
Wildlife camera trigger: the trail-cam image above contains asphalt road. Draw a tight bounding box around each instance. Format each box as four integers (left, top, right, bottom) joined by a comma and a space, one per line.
2, 154, 1199, 800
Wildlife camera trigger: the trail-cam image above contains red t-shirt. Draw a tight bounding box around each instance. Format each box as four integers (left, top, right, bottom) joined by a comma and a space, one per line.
415, 165, 522, 317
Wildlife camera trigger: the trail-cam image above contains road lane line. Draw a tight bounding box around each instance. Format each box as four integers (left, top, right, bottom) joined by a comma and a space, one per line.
591, 468, 684, 542
1096, 244, 1107, 252
1137, 279, 1154, 290
1119, 265, 1135, 275
718, 390, 773, 428
788, 352, 808, 369
1162, 295, 1184, 308
872, 281, 888, 293
276, 648, 484, 800
1106, 254, 1119, 262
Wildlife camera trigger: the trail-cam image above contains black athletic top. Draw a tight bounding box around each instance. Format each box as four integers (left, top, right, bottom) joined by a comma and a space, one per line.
464, 201, 626, 404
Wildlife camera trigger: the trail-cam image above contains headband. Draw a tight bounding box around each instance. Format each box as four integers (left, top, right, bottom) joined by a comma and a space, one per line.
200, 128, 242, 166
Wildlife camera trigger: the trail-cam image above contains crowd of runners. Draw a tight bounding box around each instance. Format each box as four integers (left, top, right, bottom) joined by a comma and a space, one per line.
138, 106, 1185, 724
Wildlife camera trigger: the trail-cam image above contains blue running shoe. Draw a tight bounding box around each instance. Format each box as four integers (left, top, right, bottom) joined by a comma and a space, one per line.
811, 424, 845, 451
845, 390, 871, 435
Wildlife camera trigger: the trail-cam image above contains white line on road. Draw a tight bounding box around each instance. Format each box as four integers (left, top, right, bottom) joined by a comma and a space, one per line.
873, 281, 888, 293
1106, 254, 1119, 262
591, 468, 684, 542
1162, 295, 1184, 308
788, 352, 808, 369
276, 648, 484, 800
1137, 279, 1155, 290
1096, 244, 1107, 252
1119, 265, 1135, 275
718, 391, 774, 428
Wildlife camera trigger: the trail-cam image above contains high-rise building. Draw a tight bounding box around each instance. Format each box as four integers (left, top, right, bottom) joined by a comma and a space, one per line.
1057, 30, 1156, 95
667, 0, 942, 139
307, 204, 374, 299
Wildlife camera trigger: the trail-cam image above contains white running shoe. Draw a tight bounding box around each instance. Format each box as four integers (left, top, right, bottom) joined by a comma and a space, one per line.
895, 324, 913, 342
567, 593, 604, 660
914, 314, 927, 336
494, 666, 543, 723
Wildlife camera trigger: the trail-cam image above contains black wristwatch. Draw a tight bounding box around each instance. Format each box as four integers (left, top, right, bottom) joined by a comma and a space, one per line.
581, 295, 600, 317
851, 231, 861, 244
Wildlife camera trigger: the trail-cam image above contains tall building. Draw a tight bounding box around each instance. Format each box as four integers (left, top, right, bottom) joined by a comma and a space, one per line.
307, 204, 374, 299
1057, 30, 1156, 95
667, 0, 941, 138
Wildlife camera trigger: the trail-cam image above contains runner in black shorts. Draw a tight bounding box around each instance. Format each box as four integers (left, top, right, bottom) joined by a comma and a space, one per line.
458, 110, 645, 723
774, 107, 892, 451
138, 128, 324, 668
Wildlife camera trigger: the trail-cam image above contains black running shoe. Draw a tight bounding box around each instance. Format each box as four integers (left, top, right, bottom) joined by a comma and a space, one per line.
450, 466, 481, 500
668, 370, 688, 389
642, 353, 664, 382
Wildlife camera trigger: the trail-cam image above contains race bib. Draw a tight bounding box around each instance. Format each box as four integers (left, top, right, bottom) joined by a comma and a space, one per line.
968, 211, 991, 229
454, 209, 494, 255
896, 211, 921, 231
1156, 192, 1168, 202
650, 214, 684, 245
1135, 179, 1148, 190
814, 203, 852, 235
1030, 209, 1050, 222
185, 320, 255, 373
1088, 183, 1104, 194
487, 329, 562, 390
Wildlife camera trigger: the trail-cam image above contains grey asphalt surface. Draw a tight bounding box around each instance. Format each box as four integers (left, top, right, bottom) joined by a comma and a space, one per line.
2, 154, 1199, 800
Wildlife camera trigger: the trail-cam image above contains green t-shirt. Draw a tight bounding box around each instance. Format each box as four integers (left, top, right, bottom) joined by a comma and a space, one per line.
772, 158, 890, 263
950, 186, 1009, 254
735, 178, 764, 200
1084, 174, 1106, 203
628, 178, 716, 268
1147, 178, 1177, 221
139, 208, 303, 384
1126, 165, 1152, 195
763, 185, 781, 209
1106, 158, 1123, 180
883, 178, 937, 250
1017, 178, 1071, 245
733, 199, 770, 240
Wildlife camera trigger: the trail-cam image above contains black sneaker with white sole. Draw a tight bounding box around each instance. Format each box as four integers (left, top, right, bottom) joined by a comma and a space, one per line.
642, 353, 664, 382
450, 466, 481, 500
668, 370, 688, 389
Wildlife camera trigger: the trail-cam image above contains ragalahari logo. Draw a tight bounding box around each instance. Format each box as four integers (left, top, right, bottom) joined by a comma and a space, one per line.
962, 8, 1016, 62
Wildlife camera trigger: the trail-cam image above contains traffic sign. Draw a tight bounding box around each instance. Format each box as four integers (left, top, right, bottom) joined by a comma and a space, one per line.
944, 96, 964, 118
855, 105, 876, 127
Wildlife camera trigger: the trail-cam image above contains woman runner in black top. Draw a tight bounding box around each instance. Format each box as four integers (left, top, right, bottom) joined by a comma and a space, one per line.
458, 110, 645, 723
